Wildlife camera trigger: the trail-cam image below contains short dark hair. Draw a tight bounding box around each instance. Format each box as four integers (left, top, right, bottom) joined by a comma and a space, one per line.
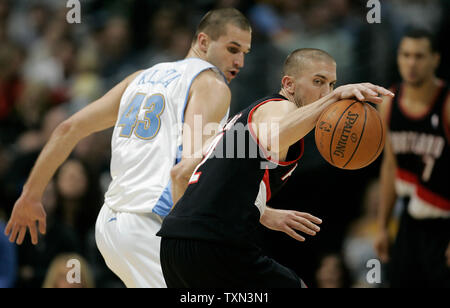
402, 26, 438, 53
192, 8, 251, 43
282, 48, 336, 77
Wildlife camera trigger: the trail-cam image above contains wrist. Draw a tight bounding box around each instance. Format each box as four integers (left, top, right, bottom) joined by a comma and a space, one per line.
21, 183, 43, 201
377, 219, 390, 232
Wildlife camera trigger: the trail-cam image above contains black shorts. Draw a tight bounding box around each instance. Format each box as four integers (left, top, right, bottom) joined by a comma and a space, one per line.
389, 202, 450, 288
160, 238, 306, 288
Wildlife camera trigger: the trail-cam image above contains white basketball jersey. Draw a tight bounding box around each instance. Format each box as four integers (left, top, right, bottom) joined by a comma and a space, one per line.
104, 58, 228, 215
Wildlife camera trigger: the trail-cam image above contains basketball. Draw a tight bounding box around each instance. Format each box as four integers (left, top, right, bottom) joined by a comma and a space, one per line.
314, 99, 386, 170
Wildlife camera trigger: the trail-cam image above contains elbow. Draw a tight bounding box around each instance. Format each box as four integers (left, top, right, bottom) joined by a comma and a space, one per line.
53, 119, 74, 138
55, 118, 86, 141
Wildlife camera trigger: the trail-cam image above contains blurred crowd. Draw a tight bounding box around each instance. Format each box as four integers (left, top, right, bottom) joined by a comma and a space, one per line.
0, 0, 448, 288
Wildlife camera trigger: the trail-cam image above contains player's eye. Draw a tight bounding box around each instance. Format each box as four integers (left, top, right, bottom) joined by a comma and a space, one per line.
227, 47, 239, 54
415, 54, 425, 60
314, 79, 324, 86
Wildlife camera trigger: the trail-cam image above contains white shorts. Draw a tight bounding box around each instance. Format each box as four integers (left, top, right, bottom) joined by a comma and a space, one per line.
95, 205, 166, 288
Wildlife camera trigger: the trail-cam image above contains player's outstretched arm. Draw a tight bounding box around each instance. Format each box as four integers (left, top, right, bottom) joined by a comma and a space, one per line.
253, 83, 394, 156
260, 207, 322, 242
5, 70, 142, 245
171, 70, 231, 205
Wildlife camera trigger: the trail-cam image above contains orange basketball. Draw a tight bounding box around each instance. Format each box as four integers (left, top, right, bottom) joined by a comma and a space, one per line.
314, 99, 386, 170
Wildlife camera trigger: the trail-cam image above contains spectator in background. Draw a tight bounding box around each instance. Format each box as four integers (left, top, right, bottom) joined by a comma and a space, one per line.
7, 3, 50, 49
42, 253, 95, 288
0, 0, 9, 43
23, 6, 73, 92
54, 159, 102, 245
68, 45, 104, 114
248, 0, 304, 44
96, 15, 135, 89
342, 180, 397, 287
16, 181, 82, 288
3, 106, 67, 217
315, 252, 353, 288
138, 7, 187, 67
0, 209, 17, 288
374, 28, 450, 288
0, 42, 26, 144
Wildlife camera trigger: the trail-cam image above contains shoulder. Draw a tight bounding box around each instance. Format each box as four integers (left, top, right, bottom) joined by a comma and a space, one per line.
124, 70, 145, 86
190, 69, 230, 97
252, 99, 297, 123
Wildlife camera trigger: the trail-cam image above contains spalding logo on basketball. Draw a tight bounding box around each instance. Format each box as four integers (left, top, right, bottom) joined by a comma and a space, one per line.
315, 99, 386, 170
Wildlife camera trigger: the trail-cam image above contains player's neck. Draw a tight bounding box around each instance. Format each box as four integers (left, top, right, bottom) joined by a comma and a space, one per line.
185, 46, 207, 62
279, 88, 296, 105
403, 76, 441, 103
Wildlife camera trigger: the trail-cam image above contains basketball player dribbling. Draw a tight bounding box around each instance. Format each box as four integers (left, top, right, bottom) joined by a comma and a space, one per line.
5, 9, 323, 288
374, 28, 450, 287
157, 48, 394, 287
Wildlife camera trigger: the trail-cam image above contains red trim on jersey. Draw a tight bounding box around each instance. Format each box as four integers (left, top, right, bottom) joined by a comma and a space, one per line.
416, 185, 450, 211
443, 90, 450, 144
262, 169, 272, 202
397, 80, 444, 121
396, 168, 418, 185
247, 99, 304, 166
396, 168, 450, 210
189, 172, 202, 184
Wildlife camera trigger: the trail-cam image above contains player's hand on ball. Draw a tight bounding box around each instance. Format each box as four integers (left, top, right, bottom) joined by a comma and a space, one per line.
334, 83, 394, 104
4, 195, 47, 245
260, 208, 322, 242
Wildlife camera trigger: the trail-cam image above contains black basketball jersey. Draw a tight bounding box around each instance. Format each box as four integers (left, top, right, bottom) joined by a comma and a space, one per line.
388, 81, 450, 218
157, 94, 304, 245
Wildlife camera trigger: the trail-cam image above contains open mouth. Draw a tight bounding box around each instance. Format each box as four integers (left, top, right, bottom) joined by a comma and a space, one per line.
229, 70, 238, 78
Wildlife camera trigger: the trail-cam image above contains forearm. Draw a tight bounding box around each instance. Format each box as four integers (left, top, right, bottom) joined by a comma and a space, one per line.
171, 156, 203, 205
171, 174, 189, 206
275, 92, 338, 152
377, 157, 397, 230
22, 120, 83, 200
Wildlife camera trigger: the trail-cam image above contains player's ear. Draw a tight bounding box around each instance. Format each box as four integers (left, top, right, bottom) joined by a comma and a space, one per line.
196, 32, 210, 53
432, 52, 440, 70
281, 75, 295, 95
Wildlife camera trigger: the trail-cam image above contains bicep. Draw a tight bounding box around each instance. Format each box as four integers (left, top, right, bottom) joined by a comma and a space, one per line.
251, 100, 296, 154
182, 71, 230, 158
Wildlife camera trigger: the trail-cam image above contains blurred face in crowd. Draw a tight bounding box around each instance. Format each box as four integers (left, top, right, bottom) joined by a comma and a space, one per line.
285, 59, 337, 107
316, 254, 346, 288
53, 263, 83, 288
56, 160, 88, 200
397, 37, 440, 87
200, 23, 251, 83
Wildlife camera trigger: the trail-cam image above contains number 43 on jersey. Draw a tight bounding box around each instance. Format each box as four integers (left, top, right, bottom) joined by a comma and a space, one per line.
117, 93, 165, 140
